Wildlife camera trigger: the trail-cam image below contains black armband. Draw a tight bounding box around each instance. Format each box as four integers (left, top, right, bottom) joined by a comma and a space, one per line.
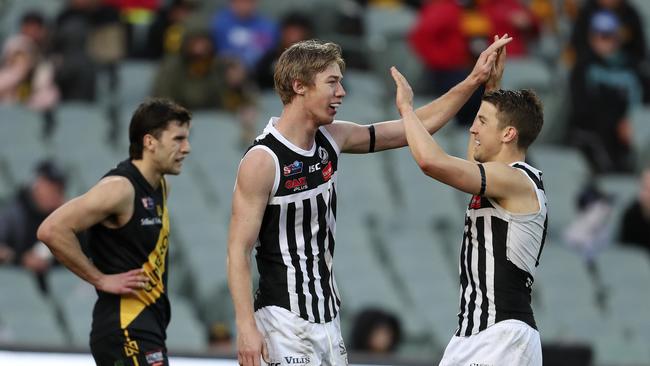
368, 125, 376, 153
477, 163, 486, 196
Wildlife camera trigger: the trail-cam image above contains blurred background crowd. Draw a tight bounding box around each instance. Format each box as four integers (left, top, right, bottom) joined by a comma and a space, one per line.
1, 0, 650, 365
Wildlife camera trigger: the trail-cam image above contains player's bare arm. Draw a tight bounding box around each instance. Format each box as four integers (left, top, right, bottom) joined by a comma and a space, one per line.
327, 35, 512, 154
227, 149, 273, 366
37, 176, 149, 294
393, 67, 535, 209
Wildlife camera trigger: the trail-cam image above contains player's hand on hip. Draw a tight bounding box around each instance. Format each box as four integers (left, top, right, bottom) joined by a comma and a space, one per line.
470, 34, 512, 86
95, 268, 149, 295
237, 326, 268, 366
390, 66, 414, 116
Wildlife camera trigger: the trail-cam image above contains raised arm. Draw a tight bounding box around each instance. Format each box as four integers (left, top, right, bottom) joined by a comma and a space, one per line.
467, 35, 507, 162
37, 177, 149, 294
393, 67, 531, 201
227, 149, 273, 366
329, 35, 512, 154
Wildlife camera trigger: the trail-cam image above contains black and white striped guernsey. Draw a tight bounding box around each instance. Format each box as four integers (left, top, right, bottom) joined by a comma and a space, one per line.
456, 162, 548, 336
248, 118, 341, 324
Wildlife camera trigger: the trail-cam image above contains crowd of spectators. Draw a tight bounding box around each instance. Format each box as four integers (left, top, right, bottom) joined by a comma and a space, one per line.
2, 0, 650, 357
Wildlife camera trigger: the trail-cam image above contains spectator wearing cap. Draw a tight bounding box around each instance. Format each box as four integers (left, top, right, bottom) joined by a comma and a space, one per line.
570, 0, 650, 102
568, 9, 642, 173
0, 160, 67, 293
571, 0, 646, 68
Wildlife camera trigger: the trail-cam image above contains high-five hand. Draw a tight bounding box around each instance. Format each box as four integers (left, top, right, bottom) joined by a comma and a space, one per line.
391, 66, 414, 117
469, 34, 512, 86
486, 34, 508, 91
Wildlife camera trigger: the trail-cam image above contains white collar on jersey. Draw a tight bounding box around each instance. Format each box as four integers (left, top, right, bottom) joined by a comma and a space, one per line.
264, 117, 317, 157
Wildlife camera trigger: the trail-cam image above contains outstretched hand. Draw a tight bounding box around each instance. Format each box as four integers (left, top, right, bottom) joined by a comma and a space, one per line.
470, 34, 512, 88
95, 268, 149, 295
486, 35, 508, 91
390, 66, 414, 117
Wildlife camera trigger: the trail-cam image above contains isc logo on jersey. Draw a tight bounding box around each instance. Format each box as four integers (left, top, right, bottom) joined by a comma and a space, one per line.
308, 161, 333, 181
308, 163, 321, 173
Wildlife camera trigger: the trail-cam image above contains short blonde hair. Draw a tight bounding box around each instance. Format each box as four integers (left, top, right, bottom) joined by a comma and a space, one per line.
274, 40, 345, 105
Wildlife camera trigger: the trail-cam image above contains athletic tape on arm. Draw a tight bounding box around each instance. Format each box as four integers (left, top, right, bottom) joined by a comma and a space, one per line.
477, 163, 486, 196
368, 125, 376, 153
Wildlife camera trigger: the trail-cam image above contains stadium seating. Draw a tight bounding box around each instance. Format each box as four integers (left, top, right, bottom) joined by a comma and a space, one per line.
0, 105, 49, 186
528, 144, 590, 236
167, 296, 208, 353
0, 267, 67, 348
47, 268, 95, 349
2, 1, 650, 362
501, 57, 553, 93
630, 106, 650, 171
596, 174, 639, 237
117, 61, 157, 111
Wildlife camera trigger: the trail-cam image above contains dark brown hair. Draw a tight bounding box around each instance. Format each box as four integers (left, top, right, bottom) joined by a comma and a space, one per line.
482, 89, 544, 150
129, 98, 191, 159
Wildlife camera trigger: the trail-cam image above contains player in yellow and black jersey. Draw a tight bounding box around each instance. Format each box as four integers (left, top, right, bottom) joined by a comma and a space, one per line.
38, 98, 191, 366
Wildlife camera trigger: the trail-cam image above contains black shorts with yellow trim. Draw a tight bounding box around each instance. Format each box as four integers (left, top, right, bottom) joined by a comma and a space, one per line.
90, 330, 168, 366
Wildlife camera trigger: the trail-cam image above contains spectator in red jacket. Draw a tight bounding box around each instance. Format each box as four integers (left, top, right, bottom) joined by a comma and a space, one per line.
408, 0, 490, 125
479, 0, 540, 58
409, 0, 469, 74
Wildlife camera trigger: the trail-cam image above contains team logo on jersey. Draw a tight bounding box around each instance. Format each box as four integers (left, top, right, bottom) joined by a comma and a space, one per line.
525, 276, 534, 288
322, 161, 333, 181
469, 195, 482, 209
318, 146, 329, 165
145, 350, 164, 365
141, 197, 155, 210
283, 161, 303, 176
339, 341, 347, 355
283, 356, 310, 365
141, 217, 162, 226
123, 339, 139, 356
309, 163, 321, 173
285, 176, 308, 192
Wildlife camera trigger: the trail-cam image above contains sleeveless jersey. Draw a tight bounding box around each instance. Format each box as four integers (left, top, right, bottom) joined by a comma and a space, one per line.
250, 118, 341, 324
88, 159, 171, 345
456, 162, 548, 336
